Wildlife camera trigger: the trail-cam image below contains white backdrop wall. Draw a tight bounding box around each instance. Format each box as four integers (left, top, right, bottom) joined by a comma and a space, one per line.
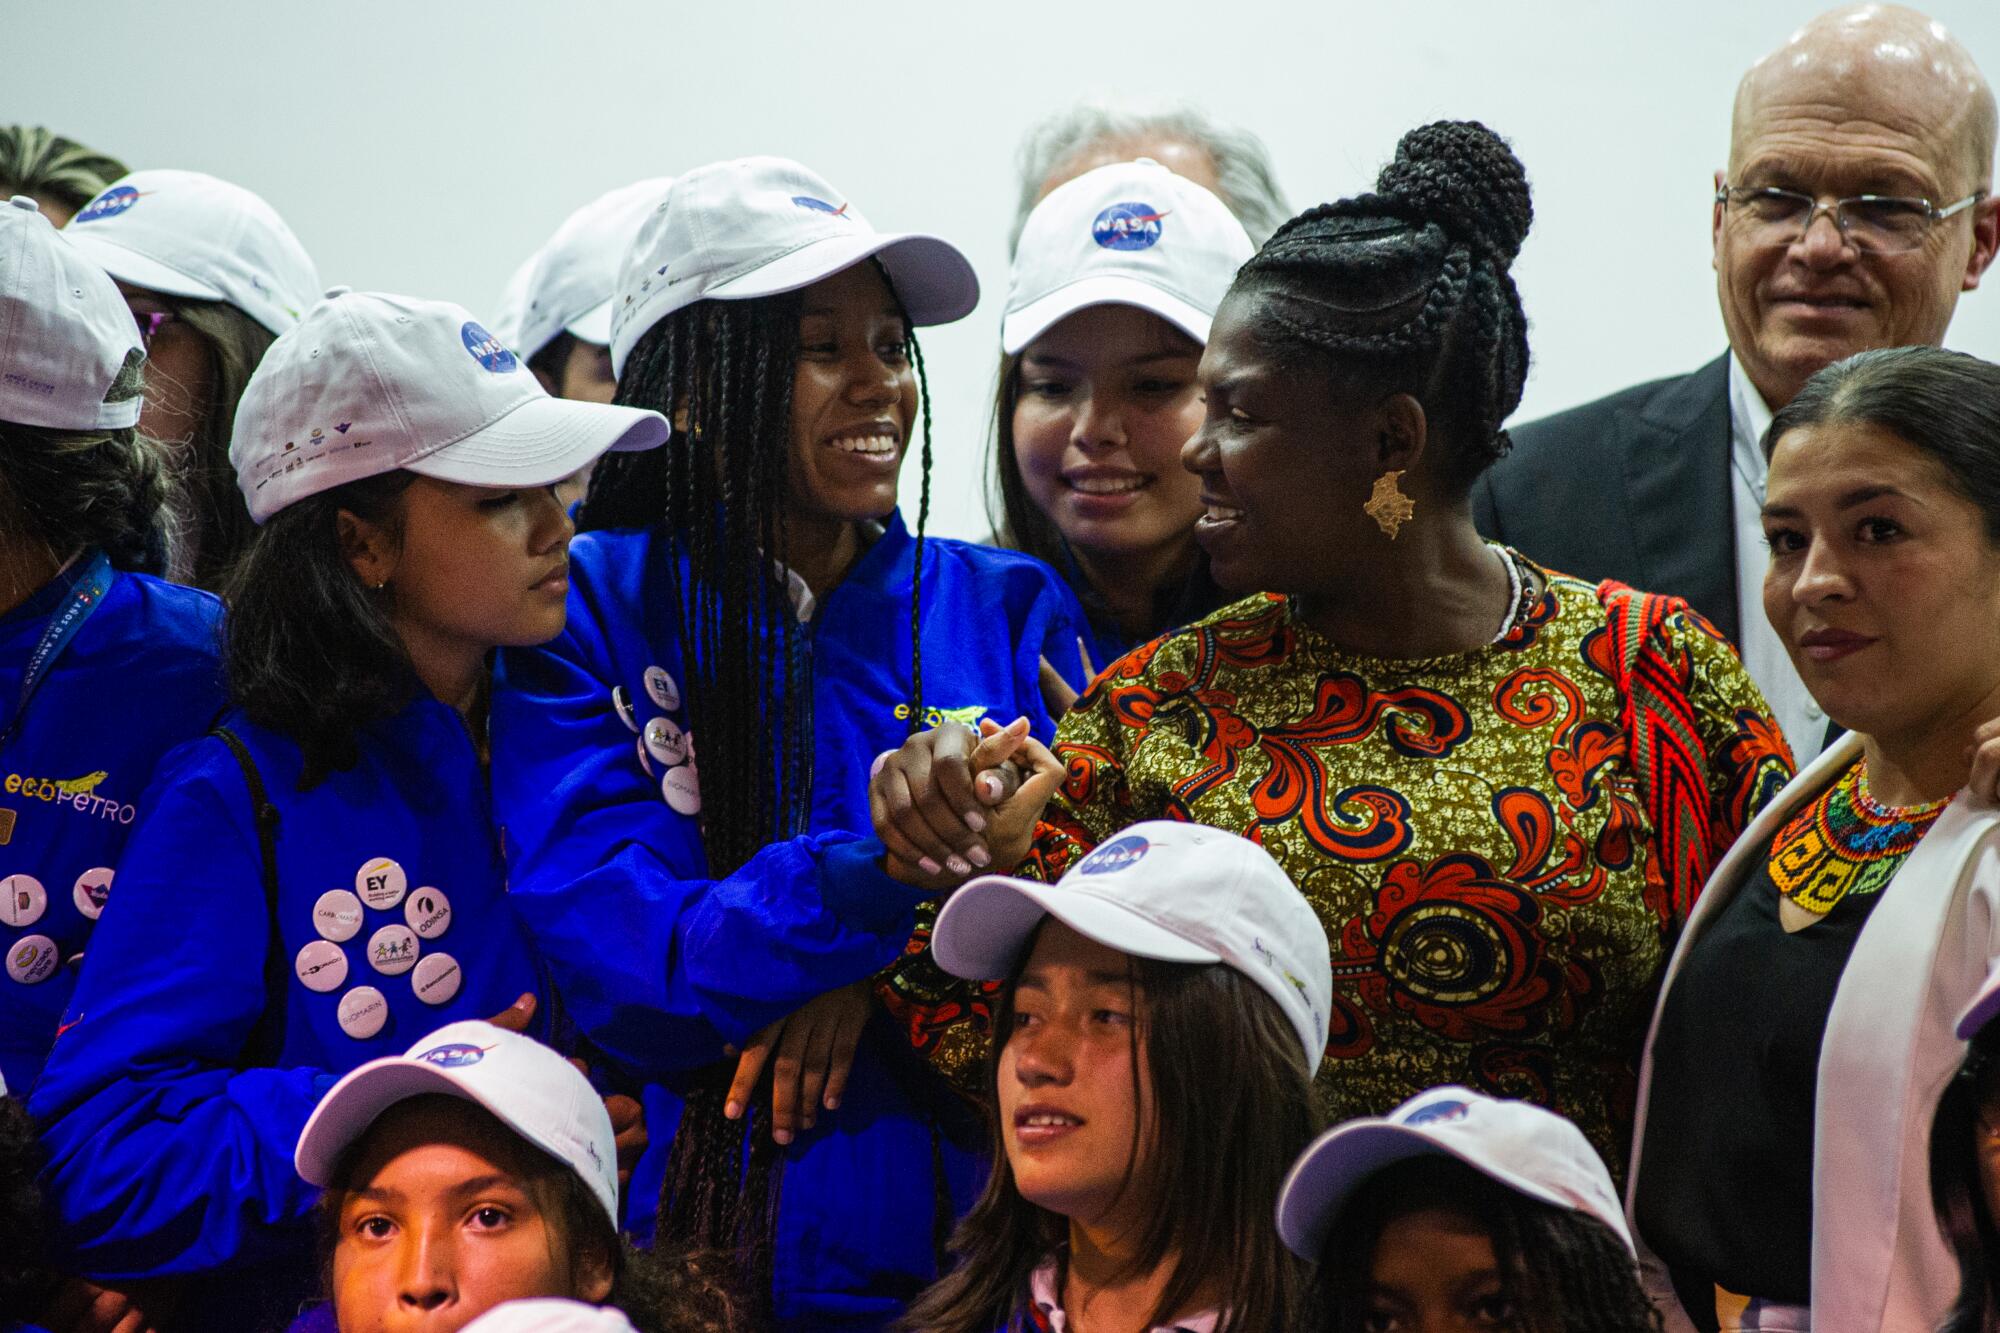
12, 0, 2000, 539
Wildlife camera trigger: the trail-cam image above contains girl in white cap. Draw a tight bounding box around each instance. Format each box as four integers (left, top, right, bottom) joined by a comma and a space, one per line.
491, 156, 1087, 1329
904, 820, 1329, 1333
290, 1020, 749, 1333
29, 289, 667, 1330
993, 158, 1253, 672
64, 168, 321, 588
1276, 1087, 1657, 1332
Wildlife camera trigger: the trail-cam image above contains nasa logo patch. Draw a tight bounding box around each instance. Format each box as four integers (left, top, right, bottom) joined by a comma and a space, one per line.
416, 1042, 491, 1069
1077, 834, 1150, 875
460, 322, 518, 374
1404, 1098, 1472, 1127
1091, 202, 1168, 251
74, 185, 142, 224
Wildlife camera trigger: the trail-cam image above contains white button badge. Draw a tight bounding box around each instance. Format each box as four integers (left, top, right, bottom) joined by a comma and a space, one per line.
644, 716, 687, 767
0, 874, 47, 928
367, 923, 419, 976
71, 868, 114, 921
295, 939, 350, 993
337, 985, 389, 1040
412, 951, 462, 1005
356, 857, 408, 910
612, 685, 641, 735
6, 934, 58, 984
663, 765, 701, 816
312, 889, 365, 943
404, 888, 452, 940
644, 665, 681, 712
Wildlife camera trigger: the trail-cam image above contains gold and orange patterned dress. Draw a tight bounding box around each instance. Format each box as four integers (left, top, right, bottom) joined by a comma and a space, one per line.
886, 568, 1794, 1173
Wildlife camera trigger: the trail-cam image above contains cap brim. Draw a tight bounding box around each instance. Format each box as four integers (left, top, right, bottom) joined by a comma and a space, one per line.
63, 232, 226, 304
1002, 276, 1215, 355
932, 875, 1220, 982
565, 299, 613, 348
711, 231, 980, 327
404, 395, 666, 490
296, 1059, 512, 1188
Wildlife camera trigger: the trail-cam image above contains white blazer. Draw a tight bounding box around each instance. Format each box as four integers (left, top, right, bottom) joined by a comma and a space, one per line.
1626, 730, 2000, 1333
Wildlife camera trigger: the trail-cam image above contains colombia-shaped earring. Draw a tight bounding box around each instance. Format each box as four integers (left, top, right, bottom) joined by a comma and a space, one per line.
1364, 469, 1415, 539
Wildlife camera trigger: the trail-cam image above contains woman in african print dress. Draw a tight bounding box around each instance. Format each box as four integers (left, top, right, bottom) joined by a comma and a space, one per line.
869, 120, 1793, 1184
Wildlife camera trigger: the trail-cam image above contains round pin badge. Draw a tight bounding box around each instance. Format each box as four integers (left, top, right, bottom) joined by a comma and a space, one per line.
312, 889, 365, 943
643, 716, 687, 767
0, 874, 47, 929
643, 665, 681, 712
367, 924, 419, 976
71, 868, 114, 921
412, 951, 462, 1006
404, 888, 452, 940
356, 857, 408, 910
663, 765, 701, 816
6, 934, 58, 985
295, 939, 349, 993
337, 985, 389, 1040
635, 735, 654, 777
611, 685, 641, 735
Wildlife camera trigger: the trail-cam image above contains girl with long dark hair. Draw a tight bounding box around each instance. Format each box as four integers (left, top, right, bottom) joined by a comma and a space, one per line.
30, 290, 665, 1332
491, 157, 1087, 1330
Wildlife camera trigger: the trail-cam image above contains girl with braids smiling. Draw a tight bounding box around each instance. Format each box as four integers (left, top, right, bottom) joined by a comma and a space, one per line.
490, 158, 1087, 1332
873, 122, 1793, 1182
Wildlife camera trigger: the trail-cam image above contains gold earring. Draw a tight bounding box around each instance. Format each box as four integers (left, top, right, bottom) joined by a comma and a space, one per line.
1364, 469, 1415, 539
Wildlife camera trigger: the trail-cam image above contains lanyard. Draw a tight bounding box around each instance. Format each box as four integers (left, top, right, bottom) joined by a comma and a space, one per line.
0, 549, 113, 752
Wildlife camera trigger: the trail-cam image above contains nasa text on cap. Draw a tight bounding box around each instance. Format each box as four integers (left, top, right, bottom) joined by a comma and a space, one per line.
491, 178, 674, 360
230, 289, 666, 523
64, 169, 320, 336
1003, 158, 1254, 355
608, 156, 979, 377
0, 196, 143, 432
931, 820, 1332, 1072
295, 1019, 620, 1226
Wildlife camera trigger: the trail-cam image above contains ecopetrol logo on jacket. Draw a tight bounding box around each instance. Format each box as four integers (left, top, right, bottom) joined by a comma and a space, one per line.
4, 770, 136, 824
1092, 202, 1168, 250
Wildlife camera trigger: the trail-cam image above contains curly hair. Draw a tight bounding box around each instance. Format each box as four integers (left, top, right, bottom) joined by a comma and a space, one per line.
1229, 119, 1533, 495
0, 354, 166, 574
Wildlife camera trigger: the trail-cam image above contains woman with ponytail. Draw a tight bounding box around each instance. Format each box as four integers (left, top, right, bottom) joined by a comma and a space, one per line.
490, 158, 1086, 1332
872, 122, 1793, 1183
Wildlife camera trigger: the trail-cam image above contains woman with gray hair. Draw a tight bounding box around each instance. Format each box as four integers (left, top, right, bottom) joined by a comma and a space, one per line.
1010, 99, 1291, 248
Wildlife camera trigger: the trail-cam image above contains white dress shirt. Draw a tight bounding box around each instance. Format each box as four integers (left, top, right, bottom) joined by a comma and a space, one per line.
1727, 354, 1828, 765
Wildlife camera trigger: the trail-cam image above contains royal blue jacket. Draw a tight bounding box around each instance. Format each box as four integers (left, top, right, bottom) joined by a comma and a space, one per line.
491, 512, 1086, 1331
0, 559, 224, 1095
28, 697, 546, 1317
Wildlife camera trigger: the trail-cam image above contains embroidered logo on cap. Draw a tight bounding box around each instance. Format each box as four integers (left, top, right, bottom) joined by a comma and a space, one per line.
1404, 1098, 1472, 1126
460, 322, 518, 374
74, 185, 144, 224
792, 196, 850, 217
1092, 202, 1169, 251
1077, 834, 1150, 875
416, 1042, 495, 1068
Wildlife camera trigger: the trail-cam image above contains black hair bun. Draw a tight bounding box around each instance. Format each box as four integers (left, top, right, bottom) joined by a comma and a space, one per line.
1375, 120, 1533, 265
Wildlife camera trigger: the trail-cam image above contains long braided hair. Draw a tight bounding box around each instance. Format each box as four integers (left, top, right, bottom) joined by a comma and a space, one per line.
578, 261, 936, 1304
1229, 119, 1533, 493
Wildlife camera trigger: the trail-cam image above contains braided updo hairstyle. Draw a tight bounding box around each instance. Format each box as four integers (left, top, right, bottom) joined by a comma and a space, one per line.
1231, 119, 1532, 492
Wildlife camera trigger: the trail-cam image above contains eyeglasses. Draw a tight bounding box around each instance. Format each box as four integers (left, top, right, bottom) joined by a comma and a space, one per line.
126, 307, 181, 349
1715, 184, 1985, 255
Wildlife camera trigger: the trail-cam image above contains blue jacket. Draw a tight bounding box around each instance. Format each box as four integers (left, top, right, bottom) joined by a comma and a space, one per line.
0, 560, 224, 1095
28, 697, 546, 1316
491, 513, 1085, 1331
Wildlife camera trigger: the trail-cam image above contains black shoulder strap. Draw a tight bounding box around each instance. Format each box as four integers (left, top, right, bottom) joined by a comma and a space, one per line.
214, 726, 288, 1067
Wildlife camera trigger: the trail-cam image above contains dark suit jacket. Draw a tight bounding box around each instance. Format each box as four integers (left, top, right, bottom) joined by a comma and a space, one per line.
1471, 353, 1739, 644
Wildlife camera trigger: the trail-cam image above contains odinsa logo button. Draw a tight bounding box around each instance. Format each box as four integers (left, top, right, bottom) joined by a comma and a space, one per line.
74, 185, 142, 224
1077, 834, 1149, 875
1092, 202, 1168, 250
460, 321, 518, 374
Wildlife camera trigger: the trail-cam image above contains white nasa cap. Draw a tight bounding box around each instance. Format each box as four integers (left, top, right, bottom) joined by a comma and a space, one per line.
1275, 1086, 1634, 1261
609, 156, 980, 377
63, 169, 320, 335
296, 1020, 619, 1226
933, 820, 1331, 1071
462, 1300, 639, 1333
1003, 158, 1253, 355
232, 288, 666, 523
0, 196, 143, 431
491, 177, 675, 361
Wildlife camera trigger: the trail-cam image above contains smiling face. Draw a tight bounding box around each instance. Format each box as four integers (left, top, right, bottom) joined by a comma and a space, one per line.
784, 262, 918, 530
1011, 305, 1206, 578
329, 1097, 611, 1333
1716, 33, 1999, 408
1357, 1207, 1518, 1333
1184, 289, 1388, 596
998, 921, 1156, 1232
1761, 417, 2000, 744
